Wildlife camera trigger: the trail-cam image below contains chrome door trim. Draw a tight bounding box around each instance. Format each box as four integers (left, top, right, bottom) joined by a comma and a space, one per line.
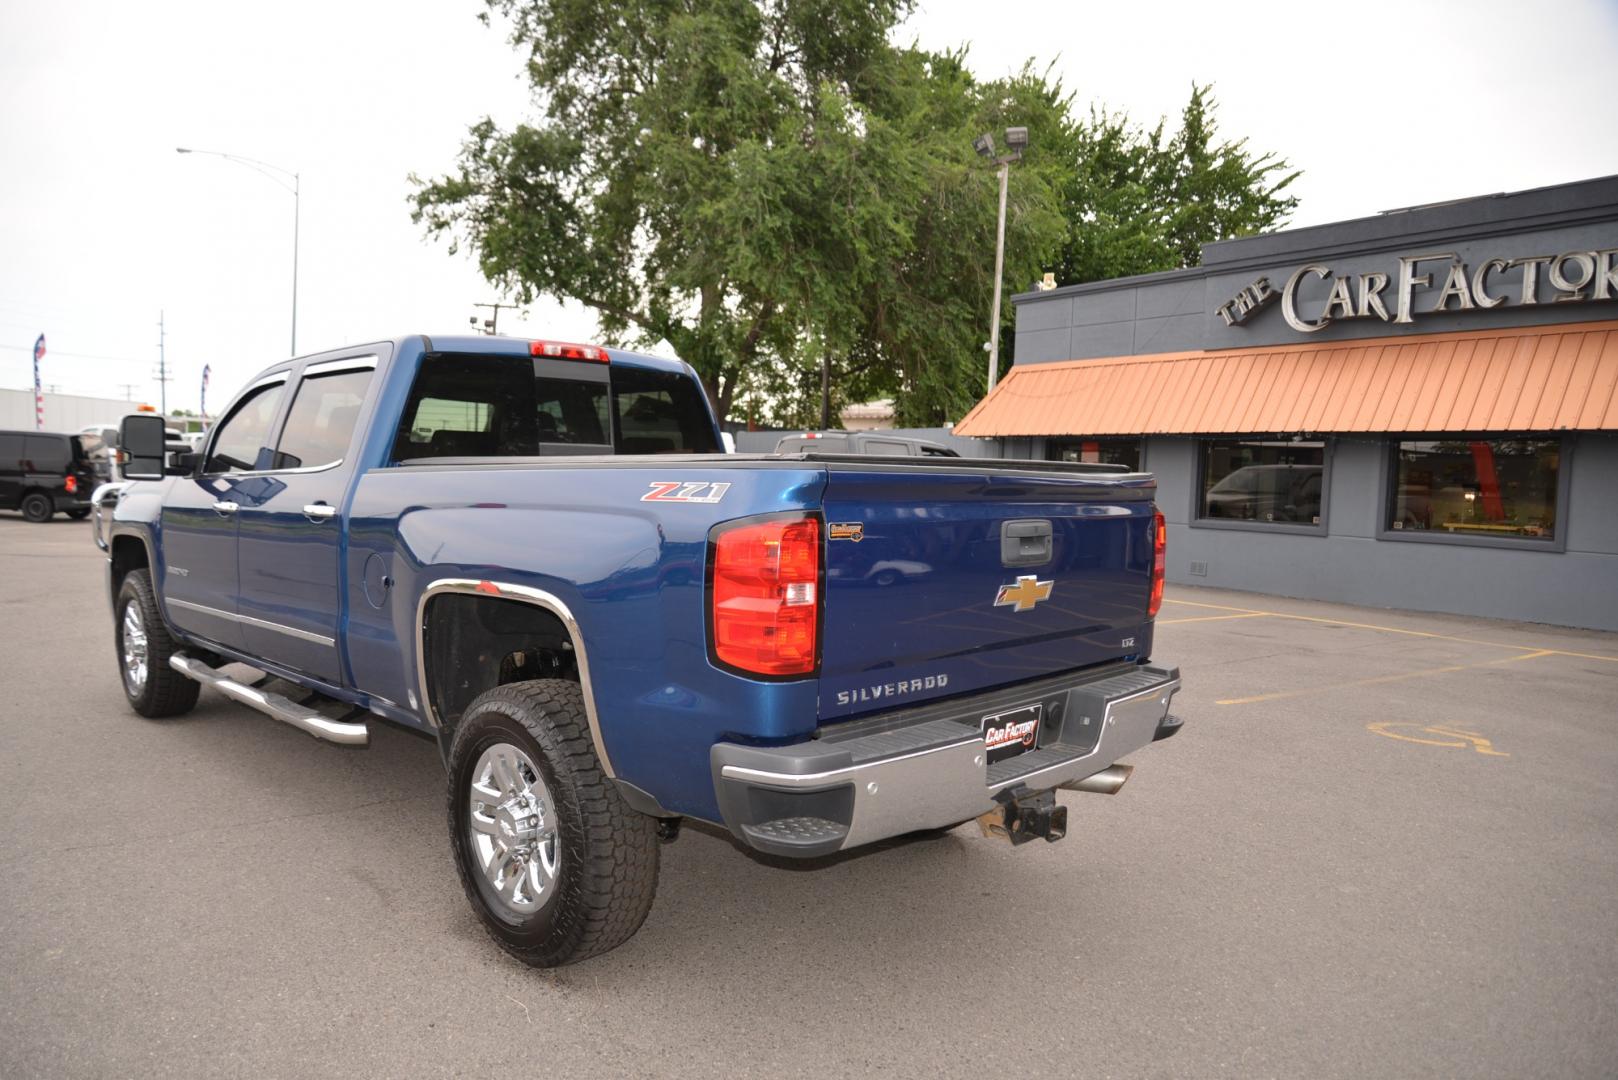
417, 578, 615, 778
302, 355, 378, 377
204, 458, 346, 480
167, 597, 337, 647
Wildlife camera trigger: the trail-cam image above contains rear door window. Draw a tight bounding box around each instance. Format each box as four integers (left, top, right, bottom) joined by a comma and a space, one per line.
272, 368, 373, 470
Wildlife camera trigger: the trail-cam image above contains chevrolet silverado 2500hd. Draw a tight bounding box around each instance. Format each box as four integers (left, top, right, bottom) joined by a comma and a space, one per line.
92, 334, 1183, 966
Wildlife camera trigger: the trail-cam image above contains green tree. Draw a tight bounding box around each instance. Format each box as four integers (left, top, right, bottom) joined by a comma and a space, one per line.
1052, 84, 1300, 286
411, 0, 1067, 426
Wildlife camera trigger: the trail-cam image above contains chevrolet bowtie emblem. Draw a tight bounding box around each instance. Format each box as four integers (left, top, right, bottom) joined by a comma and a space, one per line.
994, 575, 1054, 613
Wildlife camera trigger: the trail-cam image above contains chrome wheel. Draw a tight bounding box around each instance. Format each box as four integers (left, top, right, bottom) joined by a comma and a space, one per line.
121, 602, 149, 694
467, 743, 561, 914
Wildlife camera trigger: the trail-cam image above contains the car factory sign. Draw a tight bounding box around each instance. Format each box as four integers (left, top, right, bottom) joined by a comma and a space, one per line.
1217, 247, 1618, 333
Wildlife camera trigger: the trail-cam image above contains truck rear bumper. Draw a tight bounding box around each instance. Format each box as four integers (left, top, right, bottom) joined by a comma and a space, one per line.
710, 662, 1181, 858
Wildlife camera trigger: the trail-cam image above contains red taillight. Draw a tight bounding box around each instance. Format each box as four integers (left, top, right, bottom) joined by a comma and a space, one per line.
709, 515, 821, 677
530, 340, 609, 362
1147, 510, 1166, 619
65, 475, 78, 494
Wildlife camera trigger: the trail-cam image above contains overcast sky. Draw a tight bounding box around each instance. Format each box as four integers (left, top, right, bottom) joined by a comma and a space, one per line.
3, 0, 1616, 412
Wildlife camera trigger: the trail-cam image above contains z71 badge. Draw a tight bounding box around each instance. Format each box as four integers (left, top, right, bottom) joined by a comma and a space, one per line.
641, 481, 732, 504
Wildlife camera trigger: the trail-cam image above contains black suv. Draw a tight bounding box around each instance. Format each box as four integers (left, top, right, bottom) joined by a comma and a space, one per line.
0, 430, 100, 522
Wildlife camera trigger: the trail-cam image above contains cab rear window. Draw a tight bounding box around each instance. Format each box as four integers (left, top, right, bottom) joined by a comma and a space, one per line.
392, 353, 718, 460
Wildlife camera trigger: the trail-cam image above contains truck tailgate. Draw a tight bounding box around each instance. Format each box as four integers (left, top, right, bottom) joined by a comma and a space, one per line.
816, 460, 1157, 721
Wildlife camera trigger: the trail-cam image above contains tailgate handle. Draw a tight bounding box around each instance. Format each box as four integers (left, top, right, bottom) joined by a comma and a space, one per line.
1001, 519, 1052, 567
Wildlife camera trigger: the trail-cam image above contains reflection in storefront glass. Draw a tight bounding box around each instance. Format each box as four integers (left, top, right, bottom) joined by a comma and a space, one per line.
1200, 439, 1325, 525
1389, 438, 1558, 540
1045, 437, 1141, 470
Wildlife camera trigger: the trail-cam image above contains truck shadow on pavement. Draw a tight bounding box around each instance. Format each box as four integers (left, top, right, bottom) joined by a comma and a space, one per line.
158, 691, 1112, 989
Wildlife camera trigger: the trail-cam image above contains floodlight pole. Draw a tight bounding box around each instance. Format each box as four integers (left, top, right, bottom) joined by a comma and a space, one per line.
988, 159, 1010, 394
977, 128, 1026, 395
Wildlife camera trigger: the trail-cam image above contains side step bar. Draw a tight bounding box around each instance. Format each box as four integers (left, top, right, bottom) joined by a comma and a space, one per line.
169, 654, 370, 746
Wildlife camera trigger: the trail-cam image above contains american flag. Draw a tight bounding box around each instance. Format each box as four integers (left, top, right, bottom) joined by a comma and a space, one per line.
32, 334, 45, 430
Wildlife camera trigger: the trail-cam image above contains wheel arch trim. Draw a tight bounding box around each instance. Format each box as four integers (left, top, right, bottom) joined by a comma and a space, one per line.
416, 578, 615, 778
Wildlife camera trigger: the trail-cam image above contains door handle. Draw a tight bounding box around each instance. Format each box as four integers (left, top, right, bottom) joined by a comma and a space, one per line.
303, 503, 338, 522
212, 500, 239, 515
1001, 519, 1053, 567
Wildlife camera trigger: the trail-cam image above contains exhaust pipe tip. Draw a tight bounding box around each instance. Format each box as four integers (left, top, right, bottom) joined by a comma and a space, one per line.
1062, 764, 1133, 795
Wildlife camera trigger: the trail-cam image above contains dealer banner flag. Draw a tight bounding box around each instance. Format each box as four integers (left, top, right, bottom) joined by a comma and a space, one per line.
201, 363, 211, 419
32, 333, 46, 430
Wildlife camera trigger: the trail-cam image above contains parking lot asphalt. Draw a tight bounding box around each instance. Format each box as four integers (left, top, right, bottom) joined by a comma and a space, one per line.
1, 514, 1615, 1079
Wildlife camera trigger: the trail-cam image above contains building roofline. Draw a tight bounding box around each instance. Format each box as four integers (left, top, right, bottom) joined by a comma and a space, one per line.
1014, 172, 1618, 306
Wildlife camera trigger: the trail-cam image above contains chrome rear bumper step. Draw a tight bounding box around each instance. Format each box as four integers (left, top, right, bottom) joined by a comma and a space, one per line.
169, 654, 370, 746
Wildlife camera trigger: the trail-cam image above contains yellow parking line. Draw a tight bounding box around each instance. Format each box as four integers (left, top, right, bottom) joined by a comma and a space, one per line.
1162, 598, 1618, 663
1162, 598, 1266, 613
1216, 650, 1555, 706
1157, 612, 1272, 625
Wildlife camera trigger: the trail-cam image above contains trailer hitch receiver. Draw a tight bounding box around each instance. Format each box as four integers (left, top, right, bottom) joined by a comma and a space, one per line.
977, 787, 1067, 845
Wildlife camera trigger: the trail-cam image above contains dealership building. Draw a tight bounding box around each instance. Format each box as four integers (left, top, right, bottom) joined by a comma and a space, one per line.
955, 175, 1618, 631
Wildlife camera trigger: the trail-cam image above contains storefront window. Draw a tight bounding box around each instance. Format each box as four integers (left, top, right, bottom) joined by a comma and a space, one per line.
1045, 437, 1141, 470
1199, 439, 1325, 525
1387, 438, 1559, 540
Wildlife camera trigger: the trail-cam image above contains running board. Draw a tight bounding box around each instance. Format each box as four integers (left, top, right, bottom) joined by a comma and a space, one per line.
169, 654, 370, 746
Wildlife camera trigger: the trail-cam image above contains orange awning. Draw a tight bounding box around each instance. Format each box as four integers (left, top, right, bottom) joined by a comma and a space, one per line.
954, 319, 1618, 437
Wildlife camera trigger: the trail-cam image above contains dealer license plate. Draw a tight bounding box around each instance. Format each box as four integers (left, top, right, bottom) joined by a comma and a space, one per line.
980, 703, 1043, 764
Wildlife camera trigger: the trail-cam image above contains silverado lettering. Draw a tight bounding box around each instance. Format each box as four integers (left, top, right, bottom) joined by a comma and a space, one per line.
835, 674, 949, 706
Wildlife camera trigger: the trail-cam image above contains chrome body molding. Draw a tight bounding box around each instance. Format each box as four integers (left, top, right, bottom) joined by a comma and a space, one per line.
167, 597, 336, 647
716, 669, 1180, 851
169, 653, 369, 746
416, 579, 616, 778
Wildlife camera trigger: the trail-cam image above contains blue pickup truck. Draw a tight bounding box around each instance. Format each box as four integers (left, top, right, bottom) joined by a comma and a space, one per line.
93, 334, 1182, 966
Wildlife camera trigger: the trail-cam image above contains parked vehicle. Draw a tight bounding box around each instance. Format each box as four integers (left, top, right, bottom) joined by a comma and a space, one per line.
81, 421, 192, 482
0, 429, 99, 521
774, 431, 962, 456
92, 334, 1182, 966
1202, 463, 1323, 524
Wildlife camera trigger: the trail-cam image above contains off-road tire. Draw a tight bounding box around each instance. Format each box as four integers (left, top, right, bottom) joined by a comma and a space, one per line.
447, 680, 659, 967
21, 492, 53, 522
115, 569, 201, 718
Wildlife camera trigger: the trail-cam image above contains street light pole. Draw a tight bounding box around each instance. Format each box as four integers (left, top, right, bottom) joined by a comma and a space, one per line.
291, 170, 299, 356
988, 159, 1010, 394
974, 127, 1028, 395
176, 147, 301, 356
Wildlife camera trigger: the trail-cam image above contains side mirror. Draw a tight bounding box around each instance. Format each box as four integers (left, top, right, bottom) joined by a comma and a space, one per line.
172, 451, 201, 475
120, 415, 168, 480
